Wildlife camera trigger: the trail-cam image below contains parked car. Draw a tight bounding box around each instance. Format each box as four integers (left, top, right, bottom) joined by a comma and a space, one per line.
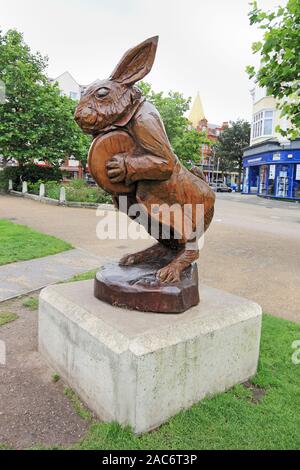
209, 182, 232, 193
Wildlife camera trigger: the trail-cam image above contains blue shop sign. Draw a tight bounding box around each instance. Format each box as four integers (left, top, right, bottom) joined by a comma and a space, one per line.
243, 149, 300, 167
242, 152, 300, 200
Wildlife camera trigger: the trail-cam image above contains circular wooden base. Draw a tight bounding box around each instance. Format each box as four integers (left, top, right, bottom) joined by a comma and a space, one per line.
94, 258, 199, 314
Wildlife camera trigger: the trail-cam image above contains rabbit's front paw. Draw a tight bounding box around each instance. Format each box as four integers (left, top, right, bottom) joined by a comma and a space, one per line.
157, 265, 180, 284
106, 154, 126, 183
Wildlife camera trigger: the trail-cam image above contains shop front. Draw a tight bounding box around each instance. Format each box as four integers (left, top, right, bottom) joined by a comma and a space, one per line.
242, 140, 300, 200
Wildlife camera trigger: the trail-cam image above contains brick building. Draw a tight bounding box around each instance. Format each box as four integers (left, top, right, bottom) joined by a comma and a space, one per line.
188, 93, 236, 184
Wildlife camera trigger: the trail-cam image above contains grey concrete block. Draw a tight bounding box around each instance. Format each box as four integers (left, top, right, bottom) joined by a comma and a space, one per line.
39, 280, 262, 433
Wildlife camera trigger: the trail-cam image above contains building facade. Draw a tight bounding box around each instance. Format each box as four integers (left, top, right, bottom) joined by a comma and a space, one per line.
188, 93, 237, 184
50, 71, 86, 101
50, 72, 87, 179
243, 87, 300, 200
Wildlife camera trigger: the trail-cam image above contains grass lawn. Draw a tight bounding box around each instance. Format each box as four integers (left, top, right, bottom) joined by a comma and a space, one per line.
0, 219, 72, 265
59, 270, 300, 451
66, 269, 97, 283
22, 297, 39, 311
0, 312, 18, 326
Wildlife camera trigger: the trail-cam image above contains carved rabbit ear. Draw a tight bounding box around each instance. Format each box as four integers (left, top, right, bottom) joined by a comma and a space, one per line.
110, 36, 158, 85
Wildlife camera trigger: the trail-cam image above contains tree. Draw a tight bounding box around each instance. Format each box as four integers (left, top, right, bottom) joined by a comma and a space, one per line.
246, 0, 300, 138
0, 29, 91, 169
138, 81, 191, 143
172, 129, 212, 167
138, 81, 212, 167
215, 120, 251, 188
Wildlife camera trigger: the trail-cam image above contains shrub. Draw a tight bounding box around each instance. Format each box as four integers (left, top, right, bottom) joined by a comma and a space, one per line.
0, 170, 8, 192
2, 165, 63, 190
63, 180, 112, 203
28, 179, 112, 204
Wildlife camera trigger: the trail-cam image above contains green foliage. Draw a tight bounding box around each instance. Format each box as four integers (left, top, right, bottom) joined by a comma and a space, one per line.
22, 296, 38, 311
59, 179, 112, 203
28, 180, 59, 198
64, 387, 92, 421
216, 120, 251, 184
138, 81, 190, 143
2, 164, 62, 191
66, 269, 97, 283
0, 312, 18, 327
0, 443, 13, 450
52, 373, 60, 383
139, 82, 211, 166
0, 170, 9, 192
0, 29, 91, 166
247, 0, 300, 138
172, 129, 210, 167
28, 179, 112, 204
0, 219, 72, 265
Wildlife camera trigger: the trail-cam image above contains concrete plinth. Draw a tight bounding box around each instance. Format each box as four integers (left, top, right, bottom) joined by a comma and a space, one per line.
39, 280, 262, 434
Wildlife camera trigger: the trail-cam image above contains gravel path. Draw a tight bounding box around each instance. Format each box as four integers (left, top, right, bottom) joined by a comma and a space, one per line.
0, 293, 90, 449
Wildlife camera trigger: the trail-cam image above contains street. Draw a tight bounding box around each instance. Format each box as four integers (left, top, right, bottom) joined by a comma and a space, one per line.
0, 193, 299, 322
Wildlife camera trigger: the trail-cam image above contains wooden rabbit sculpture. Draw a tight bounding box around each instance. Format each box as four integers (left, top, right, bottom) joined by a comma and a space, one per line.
75, 36, 215, 288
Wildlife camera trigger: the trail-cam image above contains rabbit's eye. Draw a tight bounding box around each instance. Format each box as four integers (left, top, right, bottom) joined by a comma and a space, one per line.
96, 88, 109, 98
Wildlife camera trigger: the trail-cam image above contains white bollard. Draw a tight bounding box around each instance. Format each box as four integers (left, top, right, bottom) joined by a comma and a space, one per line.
8, 179, 13, 191
59, 186, 66, 203
22, 181, 28, 194
39, 183, 45, 198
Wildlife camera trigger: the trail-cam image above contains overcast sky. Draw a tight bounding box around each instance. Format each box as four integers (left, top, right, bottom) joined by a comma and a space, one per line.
0, 0, 285, 124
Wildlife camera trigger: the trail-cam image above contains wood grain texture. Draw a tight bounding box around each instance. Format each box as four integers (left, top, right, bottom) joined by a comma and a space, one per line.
88, 131, 136, 194
94, 258, 199, 313
75, 36, 216, 310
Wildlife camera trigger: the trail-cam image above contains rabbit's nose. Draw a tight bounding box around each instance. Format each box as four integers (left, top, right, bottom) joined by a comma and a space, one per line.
81, 107, 92, 118
75, 106, 90, 120
75, 106, 97, 125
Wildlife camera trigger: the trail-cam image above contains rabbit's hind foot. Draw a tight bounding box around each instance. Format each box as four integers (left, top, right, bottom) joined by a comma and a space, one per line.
157, 248, 199, 284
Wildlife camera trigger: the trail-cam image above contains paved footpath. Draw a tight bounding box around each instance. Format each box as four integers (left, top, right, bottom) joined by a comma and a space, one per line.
0, 248, 103, 301
1, 194, 300, 322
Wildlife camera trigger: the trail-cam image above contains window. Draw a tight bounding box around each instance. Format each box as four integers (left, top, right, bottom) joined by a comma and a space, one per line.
259, 165, 268, 195
268, 165, 276, 196
276, 165, 289, 197
252, 110, 273, 139
292, 164, 300, 198
69, 91, 78, 100
263, 110, 273, 135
